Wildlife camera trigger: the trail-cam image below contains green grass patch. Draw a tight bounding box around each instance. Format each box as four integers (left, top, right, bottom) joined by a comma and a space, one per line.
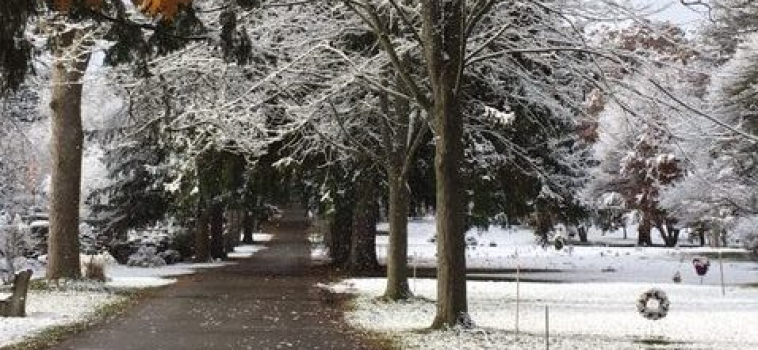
26, 279, 49, 291
0, 289, 156, 350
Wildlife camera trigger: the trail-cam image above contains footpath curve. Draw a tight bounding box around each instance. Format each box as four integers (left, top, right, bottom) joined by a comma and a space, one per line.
49, 218, 381, 350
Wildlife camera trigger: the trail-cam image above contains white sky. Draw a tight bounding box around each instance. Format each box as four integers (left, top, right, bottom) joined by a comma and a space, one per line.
634, 0, 711, 28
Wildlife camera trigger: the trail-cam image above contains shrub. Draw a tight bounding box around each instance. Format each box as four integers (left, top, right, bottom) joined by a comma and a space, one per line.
168, 229, 193, 261
82, 257, 107, 282
126, 246, 166, 267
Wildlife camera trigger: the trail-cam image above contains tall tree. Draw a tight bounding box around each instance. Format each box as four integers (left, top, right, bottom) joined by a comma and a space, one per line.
419, 0, 469, 328
662, 4, 758, 248
44, 0, 203, 279
46, 25, 93, 279
585, 21, 703, 247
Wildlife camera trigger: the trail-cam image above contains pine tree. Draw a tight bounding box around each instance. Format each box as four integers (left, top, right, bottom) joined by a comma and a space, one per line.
0, 0, 34, 94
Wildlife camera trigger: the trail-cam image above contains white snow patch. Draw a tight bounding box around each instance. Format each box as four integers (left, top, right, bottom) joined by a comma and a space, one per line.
107, 261, 233, 280
228, 244, 267, 258
0, 291, 121, 347
333, 278, 758, 349
253, 233, 274, 242
106, 276, 178, 289
376, 217, 758, 286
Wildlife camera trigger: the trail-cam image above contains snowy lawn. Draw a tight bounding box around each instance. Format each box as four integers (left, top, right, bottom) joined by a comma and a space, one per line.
376, 217, 758, 286
325, 217, 758, 348
0, 290, 123, 348
327, 278, 758, 349
0, 233, 272, 348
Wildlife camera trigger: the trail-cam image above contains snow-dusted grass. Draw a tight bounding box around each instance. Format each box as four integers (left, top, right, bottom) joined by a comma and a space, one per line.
0, 291, 123, 348
330, 278, 758, 349
328, 217, 758, 349
376, 217, 758, 286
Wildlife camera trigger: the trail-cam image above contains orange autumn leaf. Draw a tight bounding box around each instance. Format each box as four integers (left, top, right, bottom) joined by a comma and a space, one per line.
52, 0, 191, 21
133, 0, 192, 21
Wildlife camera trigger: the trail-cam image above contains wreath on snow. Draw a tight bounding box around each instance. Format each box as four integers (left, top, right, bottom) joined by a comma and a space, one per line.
636, 288, 670, 320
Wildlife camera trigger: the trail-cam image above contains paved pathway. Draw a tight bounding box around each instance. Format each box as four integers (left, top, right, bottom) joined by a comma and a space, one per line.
49, 217, 381, 350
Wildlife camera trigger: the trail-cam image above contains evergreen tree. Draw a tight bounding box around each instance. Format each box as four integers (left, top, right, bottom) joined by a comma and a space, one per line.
0, 0, 34, 94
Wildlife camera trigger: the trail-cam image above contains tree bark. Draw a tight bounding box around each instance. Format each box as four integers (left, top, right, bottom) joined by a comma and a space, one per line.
637, 210, 653, 246
46, 28, 91, 280
209, 204, 226, 260
695, 225, 706, 247
656, 221, 679, 248
376, 56, 419, 300
241, 210, 255, 244
225, 208, 243, 253
577, 225, 588, 243
194, 205, 210, 263
347, 174, 380, 274
383, 172, 412, 299
328, 199, 352, 267
422, 0, 470, 329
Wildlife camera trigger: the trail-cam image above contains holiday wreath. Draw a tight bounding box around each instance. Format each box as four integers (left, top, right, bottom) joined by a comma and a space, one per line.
636, 288, 670, 320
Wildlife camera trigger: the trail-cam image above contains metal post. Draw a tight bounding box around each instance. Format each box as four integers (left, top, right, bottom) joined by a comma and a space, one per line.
516, 264, 521, 334
719, 250, 725, 296
545, 305, 550, 350
413, 252, 417, 294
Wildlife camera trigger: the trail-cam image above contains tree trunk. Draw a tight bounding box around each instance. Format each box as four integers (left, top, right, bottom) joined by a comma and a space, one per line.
194, 206, 210, 263
637, 210, 653, 246
242, 210, 255, 244
657, 221, 679, 248
383, 172, 412, 299
577, 225, 588, 243
225, 208, 243, 254
347, 174, 380, 274
209, 204, 226, 260
534, 208, 552, 246
46, 28, 91, 280
328, 199, 352, 267
698, 230, 706, 247
422, 0, 470, 329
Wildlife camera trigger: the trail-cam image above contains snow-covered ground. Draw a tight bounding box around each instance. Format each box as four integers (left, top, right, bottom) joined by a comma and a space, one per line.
104, 261, 232, 290
320, 217, 758, 349
228, 241, 271, 259
0, 233, 271, 347
329, 278, 758, 349
376, 218, 758, 286
0, 290, 122, 348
